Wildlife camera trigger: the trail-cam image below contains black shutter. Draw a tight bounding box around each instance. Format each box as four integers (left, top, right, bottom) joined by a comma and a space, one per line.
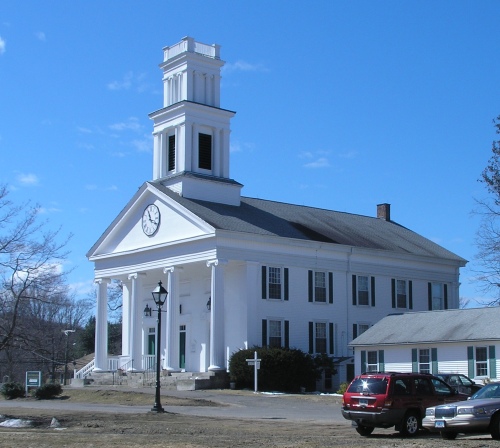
444, 284, 448, 309
328, 272, 333, 304
352, 275, 357, 305
308, 270, 313, 302
284, 268, 289, 301
352, 323, 358, 340
262, 319, 267, 347
391, 279, 396, 308
371, 276, 375, 307
168, 135, 175, 171
308, 322, 314, 354
262, 266, 267, 299
284, 320, 289, 349
198, 133, 212, 170
409, 280, 413, 309
428, 282, 432, 310
329, 322, 334, 355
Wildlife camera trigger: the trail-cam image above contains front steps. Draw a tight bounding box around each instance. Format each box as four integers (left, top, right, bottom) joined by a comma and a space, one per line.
71, 370, 228, 391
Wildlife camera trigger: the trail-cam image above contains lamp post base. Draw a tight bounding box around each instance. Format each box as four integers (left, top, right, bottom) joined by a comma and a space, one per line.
151, 405, 165, 413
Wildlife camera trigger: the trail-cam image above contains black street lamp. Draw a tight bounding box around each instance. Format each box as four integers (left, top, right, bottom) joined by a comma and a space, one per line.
151, 280, 168, 413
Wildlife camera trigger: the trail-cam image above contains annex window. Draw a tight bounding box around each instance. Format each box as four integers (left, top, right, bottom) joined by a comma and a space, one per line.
309, 322, 335, 355
198, 133, 212, 170
418, 348, 431, 374
308, 271, 333, 303
352, 275, 375, 306
428, 282, 448, 310
361, 350, 385, 373
168, 135, 175, 171
262, 319, 289, 348
476, 347, 488, 377
392, 279, 413, 309
262, 266, 289, 300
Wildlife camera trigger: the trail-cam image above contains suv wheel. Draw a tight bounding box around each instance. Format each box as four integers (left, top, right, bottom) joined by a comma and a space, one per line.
355, 424, 374, 436
400, 411, 419, 437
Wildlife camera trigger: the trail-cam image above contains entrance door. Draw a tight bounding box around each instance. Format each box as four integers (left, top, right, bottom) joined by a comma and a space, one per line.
179, 325, 186, 370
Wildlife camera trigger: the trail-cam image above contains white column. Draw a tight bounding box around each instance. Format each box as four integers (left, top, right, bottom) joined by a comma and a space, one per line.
94, 278, 110, 371
128, 273, 146, 371
121, 280, 131, 357
207, 259, 226, 371
163, 266, 179, 371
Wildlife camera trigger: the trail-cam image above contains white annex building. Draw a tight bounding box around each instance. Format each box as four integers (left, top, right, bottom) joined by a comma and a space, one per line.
86, 37, 466, 390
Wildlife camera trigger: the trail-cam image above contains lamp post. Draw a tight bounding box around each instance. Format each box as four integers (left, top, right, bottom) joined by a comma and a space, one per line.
62, 329, 75, 385
150, 280, 168, 413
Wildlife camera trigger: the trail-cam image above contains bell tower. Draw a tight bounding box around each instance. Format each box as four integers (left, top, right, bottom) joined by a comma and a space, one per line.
149, 37, 242, 206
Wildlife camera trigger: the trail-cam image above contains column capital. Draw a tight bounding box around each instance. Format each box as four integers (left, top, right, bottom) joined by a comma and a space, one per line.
94, 278, 111, 285
128, 272, 147, 281
206, 259, 227, 268
163, 266, 183, 274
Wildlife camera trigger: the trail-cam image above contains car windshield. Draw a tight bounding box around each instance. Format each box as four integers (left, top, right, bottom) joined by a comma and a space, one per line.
347, 377, 388, 395
470, 383, 500, 400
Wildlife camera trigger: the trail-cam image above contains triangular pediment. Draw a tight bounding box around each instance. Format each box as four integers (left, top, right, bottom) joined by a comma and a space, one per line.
87, 183, 214, 258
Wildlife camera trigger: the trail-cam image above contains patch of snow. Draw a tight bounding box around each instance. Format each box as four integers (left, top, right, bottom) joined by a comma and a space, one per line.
0, 418, 34, 428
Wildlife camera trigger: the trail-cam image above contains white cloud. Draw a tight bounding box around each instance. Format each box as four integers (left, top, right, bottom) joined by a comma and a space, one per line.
222, 61, 268, 74
109, 117, 142, 132
35, 32, 46, 42
108, 71, 133, 90
230, 140, 255, 153
131, 136, 152, 153
107, 72, 150, 92
17, 173, 39, 186
304, 157, 330, 168
0, 36, 5, 55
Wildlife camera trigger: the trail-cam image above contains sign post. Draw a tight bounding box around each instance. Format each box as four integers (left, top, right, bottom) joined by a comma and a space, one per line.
245, 351, 261, 393
25, 371, 42, 397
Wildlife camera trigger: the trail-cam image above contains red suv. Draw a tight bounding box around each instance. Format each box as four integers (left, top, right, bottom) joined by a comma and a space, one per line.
341, 372, 468, 437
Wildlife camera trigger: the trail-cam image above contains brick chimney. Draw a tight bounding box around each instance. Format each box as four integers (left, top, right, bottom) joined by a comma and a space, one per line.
377, 203, 391, 221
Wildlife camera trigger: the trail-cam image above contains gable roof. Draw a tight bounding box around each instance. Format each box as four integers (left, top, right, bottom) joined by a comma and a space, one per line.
150, 181, 466, 263
350, 307, 500, 346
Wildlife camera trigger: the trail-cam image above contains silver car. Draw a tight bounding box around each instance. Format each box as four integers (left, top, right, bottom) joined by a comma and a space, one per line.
422, 382, 500, 440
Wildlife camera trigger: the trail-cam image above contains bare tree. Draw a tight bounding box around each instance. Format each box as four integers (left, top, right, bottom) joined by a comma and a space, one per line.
0, 184, 73, 351
475, 115, 500, 305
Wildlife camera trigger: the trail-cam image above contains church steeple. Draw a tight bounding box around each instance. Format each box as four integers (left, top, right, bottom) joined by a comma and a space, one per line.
149, 37, 241, 206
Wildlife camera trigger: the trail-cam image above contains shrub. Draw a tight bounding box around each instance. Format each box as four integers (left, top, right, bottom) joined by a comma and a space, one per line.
0, 382, 25, 400
336, 382, 349, 395
34, 383, 62, 400
229, 346, 332, 393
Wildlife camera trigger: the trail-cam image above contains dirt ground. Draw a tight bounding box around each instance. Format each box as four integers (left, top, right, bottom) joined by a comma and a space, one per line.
0, 389, 499, 447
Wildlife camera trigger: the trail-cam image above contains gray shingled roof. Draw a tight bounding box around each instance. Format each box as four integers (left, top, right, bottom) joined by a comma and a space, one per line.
150, 181, 465, 263
350, 307, 500, 346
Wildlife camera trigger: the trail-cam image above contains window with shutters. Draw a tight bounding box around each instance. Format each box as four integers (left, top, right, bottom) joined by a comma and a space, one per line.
262, 266, 289, 300
367, 351, 379, 372
314, 272, 326, 302
476, 347, 488, 377
168, 135, 175, 171
419, 348, 430, 373
396, 279, 407, 308
198, 133, 212, 170
269, 320, 282, 348
431, 282, 444, 310
309, 321, 335, 355
357, 275, 369, 305
308, 270, 333, 303
315, 322, 327, 354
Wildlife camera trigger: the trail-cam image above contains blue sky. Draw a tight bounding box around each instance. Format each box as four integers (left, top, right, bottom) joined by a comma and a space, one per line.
1, 1, 499, 306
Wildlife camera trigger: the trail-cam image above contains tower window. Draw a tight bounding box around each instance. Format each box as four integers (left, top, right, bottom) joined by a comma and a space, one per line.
168, 135, 175, 171
198, 133, 212, 170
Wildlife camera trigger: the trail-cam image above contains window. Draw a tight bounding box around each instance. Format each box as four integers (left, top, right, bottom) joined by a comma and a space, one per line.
269, 320, 282, 348
262, 319, 289, 348
198, 133, 212, 170
358, 276, 369, 305
168, 135, 175, 171
352, 275, 375, 306
308, 271, 333, 303
419, 349, 430, 373
361, 350, 384, 372
476, 347, 488, 377
309, 322, 335, 355
392, 279, 413, 309
315, 322, 327, 353
262, 266, 289, 300
352, 323, 370, 340
429, 282, 447, 310
367, 351, 379, 372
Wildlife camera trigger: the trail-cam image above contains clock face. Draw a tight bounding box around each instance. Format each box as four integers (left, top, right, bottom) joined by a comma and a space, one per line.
142, 204, 160, 236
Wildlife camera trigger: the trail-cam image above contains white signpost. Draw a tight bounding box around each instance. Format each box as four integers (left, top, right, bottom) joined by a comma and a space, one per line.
245, 351, 261, 393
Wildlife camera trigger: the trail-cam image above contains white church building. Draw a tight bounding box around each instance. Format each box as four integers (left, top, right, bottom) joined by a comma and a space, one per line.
86, 37, 466, 390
